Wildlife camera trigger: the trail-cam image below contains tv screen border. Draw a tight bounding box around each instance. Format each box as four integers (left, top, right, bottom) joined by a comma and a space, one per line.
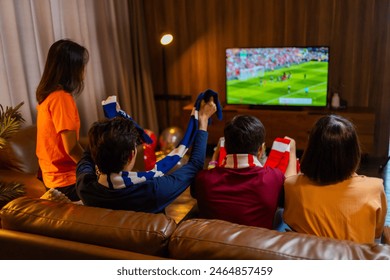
225, 46, 330, 110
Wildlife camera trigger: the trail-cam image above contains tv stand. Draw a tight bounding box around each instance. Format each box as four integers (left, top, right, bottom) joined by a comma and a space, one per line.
182, 104, 375, 155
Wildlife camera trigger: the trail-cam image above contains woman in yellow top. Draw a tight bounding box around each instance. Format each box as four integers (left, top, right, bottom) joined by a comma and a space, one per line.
283, 114, 387, 243
36, 39, 89, 201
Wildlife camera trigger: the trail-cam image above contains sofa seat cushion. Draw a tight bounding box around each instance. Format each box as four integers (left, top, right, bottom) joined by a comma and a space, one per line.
0, 197, 176, 257
169, 219, 390, 260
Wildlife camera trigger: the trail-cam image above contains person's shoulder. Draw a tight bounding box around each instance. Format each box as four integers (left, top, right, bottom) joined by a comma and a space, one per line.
49, 89, 72, 97
262, 166, 285, 177
196, 167, 215, 176
195, 166, 223, 181
284, 173, 306, 184
352, 175, 384, 187
45, 90, 73, 103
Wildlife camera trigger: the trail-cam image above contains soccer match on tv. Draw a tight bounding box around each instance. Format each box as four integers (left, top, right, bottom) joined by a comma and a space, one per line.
226, 47, 329, 107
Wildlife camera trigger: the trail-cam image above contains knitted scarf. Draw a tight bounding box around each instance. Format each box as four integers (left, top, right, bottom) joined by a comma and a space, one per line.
99, 89, 222, 189
263, 137, 292, 173
213, 137, 292, 174
221, 154, 263, 168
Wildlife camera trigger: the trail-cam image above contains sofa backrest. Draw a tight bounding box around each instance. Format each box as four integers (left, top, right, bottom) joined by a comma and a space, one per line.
0, 197, 177, 257
0, 125, 146, 175
169, 219, 390, 260
0, 125, 39, 174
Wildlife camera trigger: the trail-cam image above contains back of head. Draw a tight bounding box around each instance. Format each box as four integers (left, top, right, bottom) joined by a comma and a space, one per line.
36, 39, 89, 104
88, 117, 139, 174
224, 115, 265, 155
300, 114, 361, 185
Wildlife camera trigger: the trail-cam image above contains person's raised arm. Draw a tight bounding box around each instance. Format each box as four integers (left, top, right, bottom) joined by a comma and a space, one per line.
198, 97, 217, 132
284, 136, 297, 177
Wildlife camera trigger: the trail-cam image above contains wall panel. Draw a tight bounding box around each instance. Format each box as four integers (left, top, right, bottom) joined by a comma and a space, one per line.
143, 0, 389, 157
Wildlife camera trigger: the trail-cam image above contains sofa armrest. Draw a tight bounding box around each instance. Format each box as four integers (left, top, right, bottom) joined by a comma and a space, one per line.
1, 197, 177, 257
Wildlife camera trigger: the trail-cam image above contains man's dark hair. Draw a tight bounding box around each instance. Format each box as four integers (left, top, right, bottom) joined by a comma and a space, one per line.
88, 117, 139, 174
300, 114, 361, 185
224, 115, 266, 155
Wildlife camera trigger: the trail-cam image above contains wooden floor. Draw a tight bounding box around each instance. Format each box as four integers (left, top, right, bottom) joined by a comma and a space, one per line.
166, 155, 390, 226
165, 188, 196, 224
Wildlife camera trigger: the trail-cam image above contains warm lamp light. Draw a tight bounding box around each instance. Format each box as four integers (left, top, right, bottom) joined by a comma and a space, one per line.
160, 34, 173, 46
160, 33, 174, 127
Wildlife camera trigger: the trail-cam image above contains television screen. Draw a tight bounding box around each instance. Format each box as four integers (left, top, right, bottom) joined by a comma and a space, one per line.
226, 47, 329, 107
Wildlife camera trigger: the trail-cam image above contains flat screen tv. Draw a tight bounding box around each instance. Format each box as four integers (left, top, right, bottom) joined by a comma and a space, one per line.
225, 47, 329, 108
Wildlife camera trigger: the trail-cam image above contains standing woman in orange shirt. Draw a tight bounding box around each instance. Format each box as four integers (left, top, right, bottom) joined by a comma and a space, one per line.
36, 39, 89, 201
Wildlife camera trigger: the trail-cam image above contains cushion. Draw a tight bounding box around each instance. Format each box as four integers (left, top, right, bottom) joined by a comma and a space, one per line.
168, 219, 390, 260
0, 125, 39, 174
0, 197, 177, 257
0, 229, 165, 260
0, 181, 25, 209
0, 170, 46, 198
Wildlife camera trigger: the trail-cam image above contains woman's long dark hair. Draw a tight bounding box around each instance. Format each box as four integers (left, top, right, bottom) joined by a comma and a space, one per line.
36, 39, 89, 104
300, 114, 361, 185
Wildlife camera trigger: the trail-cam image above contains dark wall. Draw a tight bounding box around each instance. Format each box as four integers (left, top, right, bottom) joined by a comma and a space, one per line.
144, 0, 390, 157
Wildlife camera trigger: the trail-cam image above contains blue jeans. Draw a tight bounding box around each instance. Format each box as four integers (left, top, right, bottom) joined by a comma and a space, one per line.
273, 207, 291, 232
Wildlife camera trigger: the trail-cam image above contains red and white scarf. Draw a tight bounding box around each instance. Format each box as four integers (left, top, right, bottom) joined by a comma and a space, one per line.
221, 154, 263, 169
211, 137, 292, 173
263, 137, 291, 173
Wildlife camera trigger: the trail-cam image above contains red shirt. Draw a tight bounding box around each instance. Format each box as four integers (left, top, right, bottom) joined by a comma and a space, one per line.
193, 166, 284, 229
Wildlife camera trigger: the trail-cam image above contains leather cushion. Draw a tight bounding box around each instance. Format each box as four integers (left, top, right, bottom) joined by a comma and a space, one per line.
0, 125, 39, 174
0, 197, 177, 257
0, 229, 166, 260
0, 170, 46, 198
169, 219, 390, 260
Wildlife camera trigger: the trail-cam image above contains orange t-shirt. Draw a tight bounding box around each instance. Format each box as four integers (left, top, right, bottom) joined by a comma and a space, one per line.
36, 90, 80, 188
283, 174, 387, 243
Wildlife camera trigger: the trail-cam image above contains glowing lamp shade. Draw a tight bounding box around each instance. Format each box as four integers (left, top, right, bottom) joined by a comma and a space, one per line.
160, 34, 173, 46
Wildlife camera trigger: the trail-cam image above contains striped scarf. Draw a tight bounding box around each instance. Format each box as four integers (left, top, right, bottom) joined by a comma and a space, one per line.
99, 89, 222, 189
221, 154, 263, 168
212, 137, 292, 174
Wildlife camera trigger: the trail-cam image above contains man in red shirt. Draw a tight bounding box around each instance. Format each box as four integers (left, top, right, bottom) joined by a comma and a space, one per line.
192, 115, 296, 229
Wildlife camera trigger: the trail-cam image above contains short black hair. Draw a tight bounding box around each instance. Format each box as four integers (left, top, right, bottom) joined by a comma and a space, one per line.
224, 115, 265, 155
88, 117, 139, 174
300, 114, 361, 184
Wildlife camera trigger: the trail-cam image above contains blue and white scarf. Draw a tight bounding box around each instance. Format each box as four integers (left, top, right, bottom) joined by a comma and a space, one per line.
99, 89, 222, 189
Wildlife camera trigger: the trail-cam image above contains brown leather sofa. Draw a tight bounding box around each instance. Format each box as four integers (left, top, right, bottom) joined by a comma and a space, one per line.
1, 125, 390, 260
1, 196, 390, 260
0, 125, 46, 199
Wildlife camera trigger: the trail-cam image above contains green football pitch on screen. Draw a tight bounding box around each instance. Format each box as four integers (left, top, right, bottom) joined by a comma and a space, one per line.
226, 61, 328, 106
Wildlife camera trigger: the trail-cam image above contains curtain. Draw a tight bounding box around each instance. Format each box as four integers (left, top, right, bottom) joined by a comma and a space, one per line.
0, 0, 158, 135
